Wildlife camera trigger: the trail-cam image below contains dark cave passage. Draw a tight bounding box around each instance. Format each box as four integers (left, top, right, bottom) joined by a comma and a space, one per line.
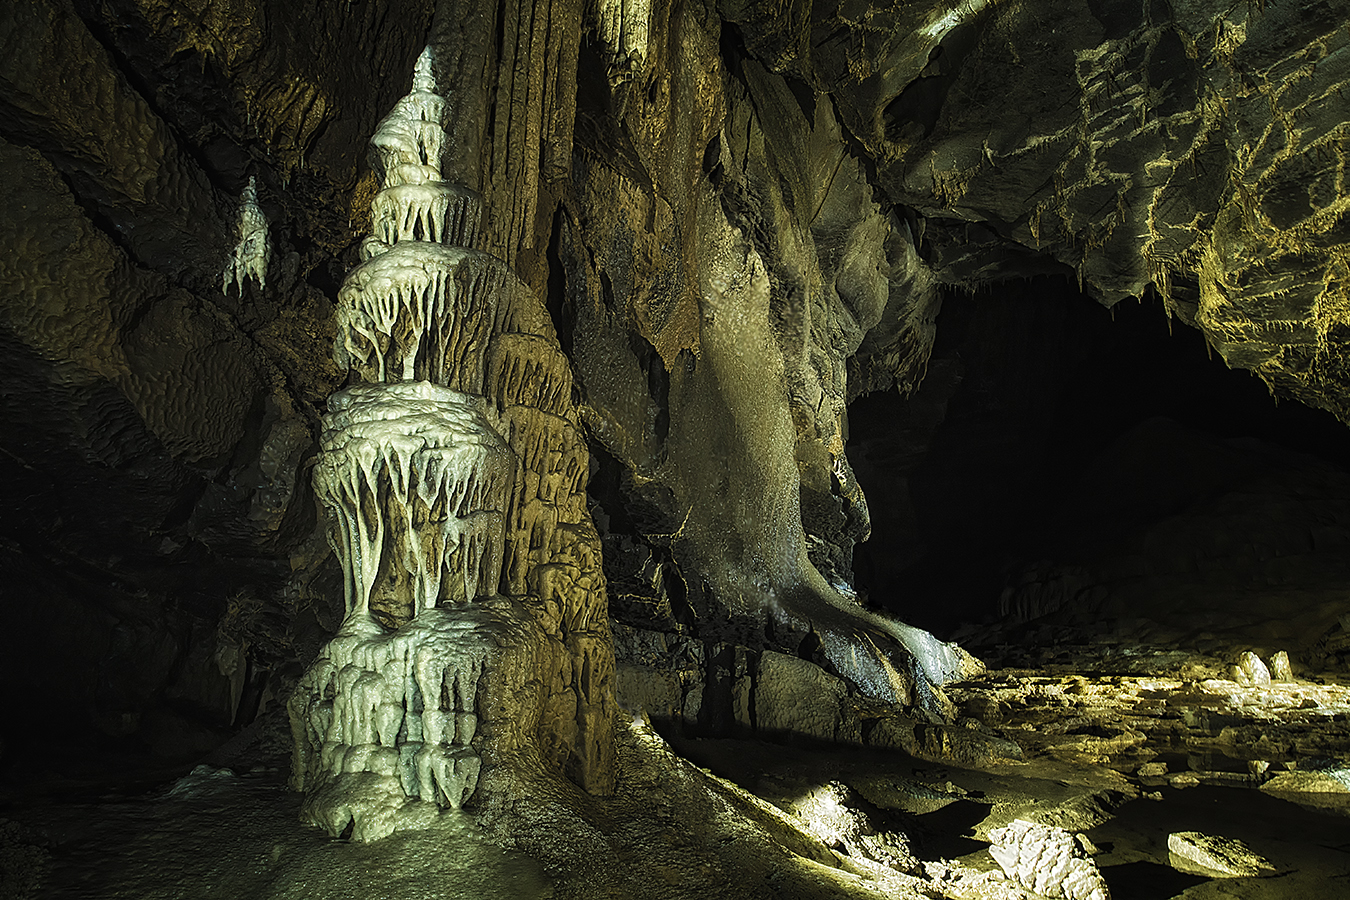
847, 275, 1350, 640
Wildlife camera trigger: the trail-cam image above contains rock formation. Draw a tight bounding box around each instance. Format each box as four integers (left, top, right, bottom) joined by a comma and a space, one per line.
222, 176, 271, 296
0, 0, 1348, 892
1168, 830, 1278, 879
988, 819, 1111, 900
287, 48, 615, 841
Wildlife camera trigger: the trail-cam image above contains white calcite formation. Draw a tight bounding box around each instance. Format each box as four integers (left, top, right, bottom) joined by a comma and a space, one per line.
291, 42, 616, 842
1234, 650, 1272, 685
289, 607, 497, 841
597, 0, 652, 78
222, 175, 270, 294
312, 382, 513, 623
370, 47, 446, 177
369, 181, 483, 249
1270, 650, 1294, 681
987, 819, 1111, 900
291, 45, 519, 841
334, 244, 513, 386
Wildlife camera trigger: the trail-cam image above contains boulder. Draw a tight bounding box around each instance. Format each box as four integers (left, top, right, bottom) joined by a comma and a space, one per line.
1167, 831, 1276, 878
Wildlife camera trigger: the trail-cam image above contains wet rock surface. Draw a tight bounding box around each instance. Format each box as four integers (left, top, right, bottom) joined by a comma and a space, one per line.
1167, 830, 1277, 879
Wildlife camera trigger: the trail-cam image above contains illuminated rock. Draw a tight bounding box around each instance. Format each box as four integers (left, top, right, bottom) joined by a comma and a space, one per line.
1234, 650, 1272, 686
1270, 650, 1294, 682
1168, 831, 1276, 878
221, 176, 269, 295
334, 243, 516, 388
290, 43, 615, 841
312, 382, 513, 626
987, 819, 1111, 900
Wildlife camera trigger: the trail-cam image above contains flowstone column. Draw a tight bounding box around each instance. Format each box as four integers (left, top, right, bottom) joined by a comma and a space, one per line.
289, 48, 615, 842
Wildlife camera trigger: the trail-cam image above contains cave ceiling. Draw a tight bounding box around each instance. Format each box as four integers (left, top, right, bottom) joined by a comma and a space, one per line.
0, 0, 1348, 761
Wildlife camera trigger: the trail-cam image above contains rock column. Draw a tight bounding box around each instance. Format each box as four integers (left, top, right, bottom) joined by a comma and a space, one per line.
289, 48, 615, 842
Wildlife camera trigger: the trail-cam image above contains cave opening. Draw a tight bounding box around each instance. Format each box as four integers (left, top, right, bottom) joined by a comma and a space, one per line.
848, 274, 1350, 643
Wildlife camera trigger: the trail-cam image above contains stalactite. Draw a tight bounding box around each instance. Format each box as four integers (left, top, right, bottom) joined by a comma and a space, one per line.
334, 244, 512, 388
222, 176, 270, 294
486, 333, 575, 416
497, 406, 589, 596
370, 182, 484, 249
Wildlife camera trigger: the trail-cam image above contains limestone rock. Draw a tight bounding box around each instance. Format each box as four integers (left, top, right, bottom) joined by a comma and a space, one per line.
1234, 650, 1272, 686
781, 781, 920, 876
1262, 767, 1350, 794
987, 819, 1111, 900
1270, 650, 1294, 682
754, 651, 853, 744
1024, 791, 1133, 835
1167, 831, 1276, 878
849, 775, 967, 816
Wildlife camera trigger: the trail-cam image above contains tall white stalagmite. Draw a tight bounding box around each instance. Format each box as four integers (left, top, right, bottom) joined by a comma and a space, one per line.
291, 40, 616, 843
291, 46, 521, 843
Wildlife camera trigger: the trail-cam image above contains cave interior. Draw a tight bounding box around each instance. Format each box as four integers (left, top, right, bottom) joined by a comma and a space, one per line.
3, 0, 1350, 897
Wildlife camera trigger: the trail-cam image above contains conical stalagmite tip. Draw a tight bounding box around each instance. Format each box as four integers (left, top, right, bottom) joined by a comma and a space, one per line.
413, 46, 436, 93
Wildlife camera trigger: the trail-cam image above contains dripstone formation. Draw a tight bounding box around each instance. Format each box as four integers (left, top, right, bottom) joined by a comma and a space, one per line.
2, 0, 1350, 893
288, 49, 615, 841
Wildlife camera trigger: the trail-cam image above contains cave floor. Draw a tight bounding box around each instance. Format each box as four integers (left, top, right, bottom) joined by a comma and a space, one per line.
5, 646, 1350, 899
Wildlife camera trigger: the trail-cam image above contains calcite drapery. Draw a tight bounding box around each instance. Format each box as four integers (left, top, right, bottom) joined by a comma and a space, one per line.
222, 175, 270, 295
334, 244, 512, 387
290, 44, 615, 842
312, 382, 514, 625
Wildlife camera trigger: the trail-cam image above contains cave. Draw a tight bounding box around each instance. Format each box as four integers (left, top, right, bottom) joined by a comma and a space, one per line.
848, 277, 1350, 639
2, 0, 1350, 898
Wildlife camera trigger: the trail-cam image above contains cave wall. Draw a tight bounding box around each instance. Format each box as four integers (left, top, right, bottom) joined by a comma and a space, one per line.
0, 0, 434, 765
0, 0, 1348, 767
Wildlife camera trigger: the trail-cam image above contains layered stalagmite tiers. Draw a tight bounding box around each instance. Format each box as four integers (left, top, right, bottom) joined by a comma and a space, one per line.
367, 182, 484, 250
312, 383, 514, 625
289, 606, 500, 842
290, 45, 615, 842
334, 244, 520, 386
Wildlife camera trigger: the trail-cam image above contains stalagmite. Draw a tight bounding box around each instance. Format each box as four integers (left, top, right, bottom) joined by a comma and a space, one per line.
312, 382, 513, 624
334, 244, 514, 387
222, 176, 270, 294
291, 41, 616, 843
